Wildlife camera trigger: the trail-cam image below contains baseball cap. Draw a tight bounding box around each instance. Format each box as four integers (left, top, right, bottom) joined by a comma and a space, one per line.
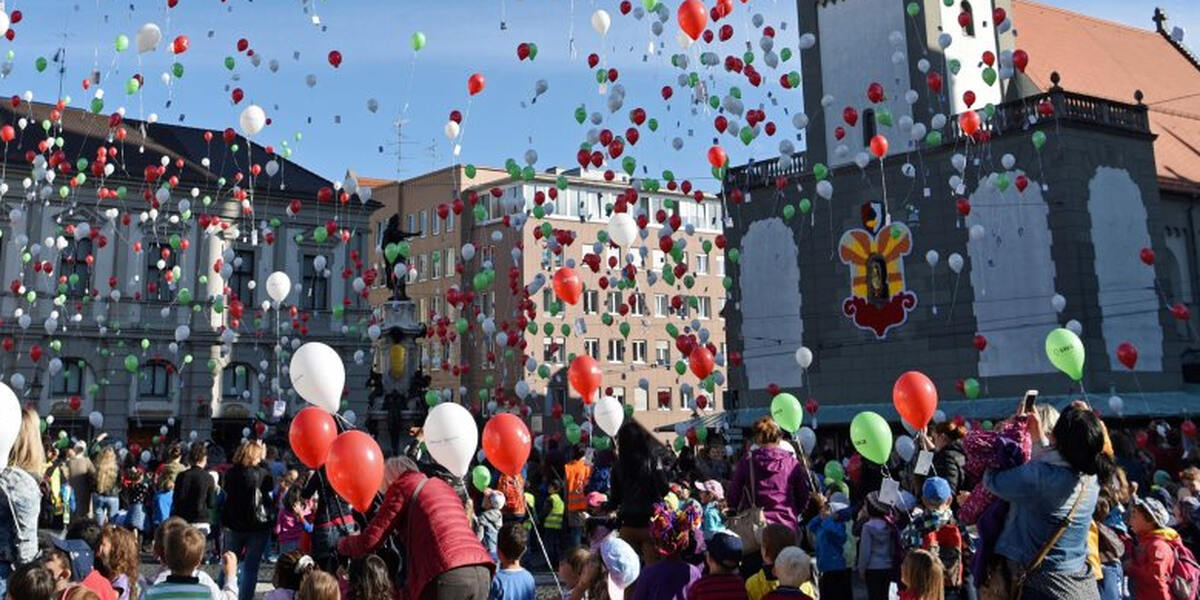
1135, 495, 1174, 529
706, 531, 743, 569
922, 477, 953, 505
51, 538, 93, 582
694, 480, 725, 501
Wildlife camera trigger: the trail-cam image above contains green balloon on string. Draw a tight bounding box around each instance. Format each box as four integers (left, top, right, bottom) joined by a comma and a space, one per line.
906, 2, 920, 16
1045, 328, 1085, 381
799, 198, 812, 213
425, 390, 439, 406
770, 393, 803, 433
1032, 130, 1047, 150
925, 131, 943, 146
471, 466, 490, 492
964, 377, 981, 399
123, 355, 138, 373
727, 248, 741, 263
850, 411, 892, 465
172, 62, 185, 78
783, 205, 796, 220
813, 163, 828, 181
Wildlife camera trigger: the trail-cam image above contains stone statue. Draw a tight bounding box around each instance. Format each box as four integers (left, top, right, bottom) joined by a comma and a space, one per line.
381, 214, 419, 301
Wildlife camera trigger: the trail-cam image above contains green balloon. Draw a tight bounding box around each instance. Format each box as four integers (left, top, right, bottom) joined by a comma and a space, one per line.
948, 59, 962, 75
727, 248, 740, 263
411, 31, 427, 51
770, 393, 803, 433
224, 56, 236, 70
982, 67, 997, 87
172, 62, 185, 78
675, 361, 687, 375
875, 108, 893, 127
799, 198, 812, 213
464, 164, 477, 179
574, 106, 587, 124
925, 131, 943, 146
115, 35, 130, 52
1045, 328, 1085, 381
643, 0, 659, 9
123, 355, 138, 373
823, 460, 844, 483
906, 2, 920, 16
471, 465, 491, 491
780, 48, 792, 62
457, 318, 469, 334
313, 227, 328, 243
624, 403, 635, 419
850, 411, 893, 465
1032, 130, 1047, 150
622, 156, 636, 176
813, 163, 828, 181
647, 118, 658, 132
425, 390, 439, 406
964, 377, 980, 399
527, 43, 538, 60
619, 322, 631, 338
35, 57, 47, 72
739, 127, 755, 146
782, 205, 796, 220
538, 365, 551, 378
565, 423, 582, 444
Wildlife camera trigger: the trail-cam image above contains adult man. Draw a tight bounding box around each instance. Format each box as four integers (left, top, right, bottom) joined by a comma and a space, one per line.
563, 445, 592, 548
171, 444, 216, 536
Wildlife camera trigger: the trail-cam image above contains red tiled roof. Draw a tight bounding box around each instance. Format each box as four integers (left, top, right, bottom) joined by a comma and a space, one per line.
1014, 0, 1200, 194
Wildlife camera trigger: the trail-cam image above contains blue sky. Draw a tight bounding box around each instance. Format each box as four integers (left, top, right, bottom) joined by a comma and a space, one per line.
4, 0, 1196, 189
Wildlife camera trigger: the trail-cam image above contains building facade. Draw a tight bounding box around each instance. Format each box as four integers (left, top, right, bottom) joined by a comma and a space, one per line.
0, 102, 374, 449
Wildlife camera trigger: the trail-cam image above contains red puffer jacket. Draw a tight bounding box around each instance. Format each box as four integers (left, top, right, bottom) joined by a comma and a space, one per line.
337, 471, 495, 599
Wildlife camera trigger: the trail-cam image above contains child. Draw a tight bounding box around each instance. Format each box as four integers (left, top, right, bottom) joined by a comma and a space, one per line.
1126, 496, 1190, 600
275, 486, 311, 555
544, 480, 566, 569
297, 571, 340, 600
746, 524, 796, 600
807, 497, 851, 599
265, 551, 314, 600
632, 503, 703, 600
39, 538, 117, 600
857, 493, 898, 600
685, 531, 747, 599
5, 563, 56, 600
150, 518, 238, 599
490, 523, 536, 600
694, 480, 727, 542
143, 525, 222, 600
762, 547, 814, 600
477, 490, 505, 561
98, 525, 144, 600
558, 546, 591, 593
900, 549, 945, 600
346, 554, 392, 600
900, 477, 963, 595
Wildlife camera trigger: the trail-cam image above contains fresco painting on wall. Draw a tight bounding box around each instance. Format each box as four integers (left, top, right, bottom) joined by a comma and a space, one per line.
839, 201, 917, 339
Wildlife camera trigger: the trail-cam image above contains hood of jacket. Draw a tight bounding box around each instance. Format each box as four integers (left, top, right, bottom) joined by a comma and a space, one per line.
751, 445, 800, 475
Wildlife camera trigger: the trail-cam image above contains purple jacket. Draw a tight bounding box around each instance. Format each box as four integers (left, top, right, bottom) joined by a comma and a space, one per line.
727, 446, 811, 529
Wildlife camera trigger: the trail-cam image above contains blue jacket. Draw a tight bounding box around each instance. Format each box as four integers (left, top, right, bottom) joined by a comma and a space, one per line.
984, 448, 1098, 573
0, 467, 42, 564
807, 515, 848, 571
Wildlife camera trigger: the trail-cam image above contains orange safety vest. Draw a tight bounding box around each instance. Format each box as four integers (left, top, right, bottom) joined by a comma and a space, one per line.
564, 459, 592, 513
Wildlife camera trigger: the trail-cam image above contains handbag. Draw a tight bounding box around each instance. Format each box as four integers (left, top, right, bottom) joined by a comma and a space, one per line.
727, 450, 767, 555
979, 477, 1090, 600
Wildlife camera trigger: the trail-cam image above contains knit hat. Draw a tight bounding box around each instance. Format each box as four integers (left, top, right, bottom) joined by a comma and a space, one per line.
706, 531, 743, 569
1135, 495, 1173, 529
922, 477, 953, 505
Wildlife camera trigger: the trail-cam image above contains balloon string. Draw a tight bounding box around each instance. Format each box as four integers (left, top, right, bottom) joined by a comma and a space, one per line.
948, 271, 960, 319
526, 514, 564, 596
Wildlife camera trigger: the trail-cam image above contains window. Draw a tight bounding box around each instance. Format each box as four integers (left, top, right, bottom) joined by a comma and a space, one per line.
51, 359, 85, 396
611, 387, 626, 407
682, 387, 694, 410
61, 237, 93, 298
630, 294, 645, 316
606, 291, 622, 313
144, 243, 176, 302
420, 211, 428, 237
407, 214, 417, 234
444, 249, 455, 275
584, 338, 600, 360
543, 337, 565, 364
715, 257, 725, 276
718, 297, 727, 317
418, 254, 429, 281
446, 208, 454, 232
432, 253, 442, 279
653, 251, 665, 270
554, 337, 566, 363
655, 294, 669, 317
657, 388, 672, 411
607, 339, 625, 363
482, 246, 494, 264
698, 297, 712, 319
634, 387, 649, 411
862, 108, 877, 149
140, 360, 173, 399
433, 210, 441, 235
542, 289, 556, 313
960, 1, 976, 36
230, 249, 255, 304
583, 290, 599, 314
655, 341, 670, 365
632, 340, 647, 363
303, 254, 329, 311
696, 254, 709, 275
222, 363, 252, 400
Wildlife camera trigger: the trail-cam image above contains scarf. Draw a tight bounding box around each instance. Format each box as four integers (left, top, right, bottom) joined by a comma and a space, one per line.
900, 507, 954, 550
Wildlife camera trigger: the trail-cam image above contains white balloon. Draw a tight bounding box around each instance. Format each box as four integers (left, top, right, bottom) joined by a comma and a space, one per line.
816, 180, 833, 200
594, 396, 624, 437
1001, 154, 1016, 170
948, 253, 964, 274
925, 250, 940, 268
969, 224, 986, 242
1051, 294, 1067, 313
895, 435, 915, 462
461, 243, 476, 261
798, 33, 816, 49
423, 402, 478, 478
0, 383, 19, 469
795, 346, 813, 369
343, 410, 357, 425
238, 105, 267, 137
444, 120, 460, 140
591, 9, 611, 35
797, 427, 816, 456
266, 271, 291, 304
137, 23, 162, 54
289, 342, 345, 413
607, 212, 638, 248
1108, 395, 1124, 415
1066, 319, 1083, 336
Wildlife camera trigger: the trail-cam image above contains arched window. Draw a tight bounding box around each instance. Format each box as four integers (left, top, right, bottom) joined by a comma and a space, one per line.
51, 359, 88, 397
960, 1, 976, 37
139, 360, 174, 400
222, 363, 254, 400
60, 237, 93, 299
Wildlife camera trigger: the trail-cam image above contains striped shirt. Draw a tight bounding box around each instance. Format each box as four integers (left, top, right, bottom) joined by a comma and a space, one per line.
686, 573, 751, 600
143, 575, 214, 600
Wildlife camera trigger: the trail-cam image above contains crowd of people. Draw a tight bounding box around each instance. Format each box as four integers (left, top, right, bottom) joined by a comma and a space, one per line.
2, 398, 1200, 600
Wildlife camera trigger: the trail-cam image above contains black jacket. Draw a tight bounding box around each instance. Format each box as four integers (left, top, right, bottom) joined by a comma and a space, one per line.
221, 464, 275, 532
933, 440, 967, 493
171, 466, 216, 524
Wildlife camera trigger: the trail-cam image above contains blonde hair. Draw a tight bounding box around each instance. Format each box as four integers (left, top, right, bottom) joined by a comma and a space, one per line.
298, 570, 340, 600
902, 549, 945, 600
9, 409, 45, 475
95, 447, 119, 493
232, 439, 266, 467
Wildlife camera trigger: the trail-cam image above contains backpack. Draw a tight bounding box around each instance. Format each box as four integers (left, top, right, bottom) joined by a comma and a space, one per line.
1171, 538, 1200, 600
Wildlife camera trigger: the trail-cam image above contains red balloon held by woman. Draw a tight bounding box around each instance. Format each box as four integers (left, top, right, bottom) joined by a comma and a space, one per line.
467, 73, 486, 96
482, 414, 532, 477
677, 0, 708, 40
1116, 342, 1138, 370
289, 406, 338, 469
568, 355, 603, 404
325, 431, 384, 513
552, 267, 582, 305
893, 370, 938, 430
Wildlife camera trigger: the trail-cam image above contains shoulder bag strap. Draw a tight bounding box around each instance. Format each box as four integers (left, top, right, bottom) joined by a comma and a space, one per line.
404, 476, 431, 543
1024, 476, 1091, 575
747, 450, 758, 509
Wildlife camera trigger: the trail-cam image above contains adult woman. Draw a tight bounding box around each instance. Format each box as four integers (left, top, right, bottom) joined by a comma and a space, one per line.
926, 421, 967, 494
220, 439, 275, 600
337, 456, 494, 600
0, 408, 45, 596
609, 423, 670, 565
984, 403, 1109, 600
92, 448, 121, 526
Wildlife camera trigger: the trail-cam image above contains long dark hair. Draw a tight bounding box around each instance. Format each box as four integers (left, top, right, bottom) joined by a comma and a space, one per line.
616, 423, 655, 476
347, 554, 392, 600
1053, 404, 1117, 482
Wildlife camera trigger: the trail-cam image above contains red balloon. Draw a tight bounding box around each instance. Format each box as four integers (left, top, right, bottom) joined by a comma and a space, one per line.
963, 90, 976, 108
1136, 430, 1150, 448
482, 414, 532, 477
973, 334, 988, 351
171, 35, 189, 54
327, 50, 343, 68
959, 110, 982, 136
29, 345, 41, 363
1184, 420, 1198, 438
867, 82, 884, 104
467, 72, 486, 96
677, 0, 708, 40
868, 134, 889, 159
842, 107, 858, 127
325, 431, 384, 513
707, 145, 727, 168
552, 267, 582, 305
1140, 247, 1155, 265
981, 51, 995, 67
1012, 49, 1029, 73
289, 407, 338, 469
0, 125, 12, 144
893, 371, 938, 430
69, 396, 82, 411
568, 355, 603, 404
1173, 302, 1191, 322
956, 198, 972, 216
661, 86, 674, 100
689, 346, 715, 379
1116, 342, 1138, 370
926, 72, 943, 93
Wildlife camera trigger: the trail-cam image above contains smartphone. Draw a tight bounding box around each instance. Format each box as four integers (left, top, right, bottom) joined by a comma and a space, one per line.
1022, 390, 1039, 413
